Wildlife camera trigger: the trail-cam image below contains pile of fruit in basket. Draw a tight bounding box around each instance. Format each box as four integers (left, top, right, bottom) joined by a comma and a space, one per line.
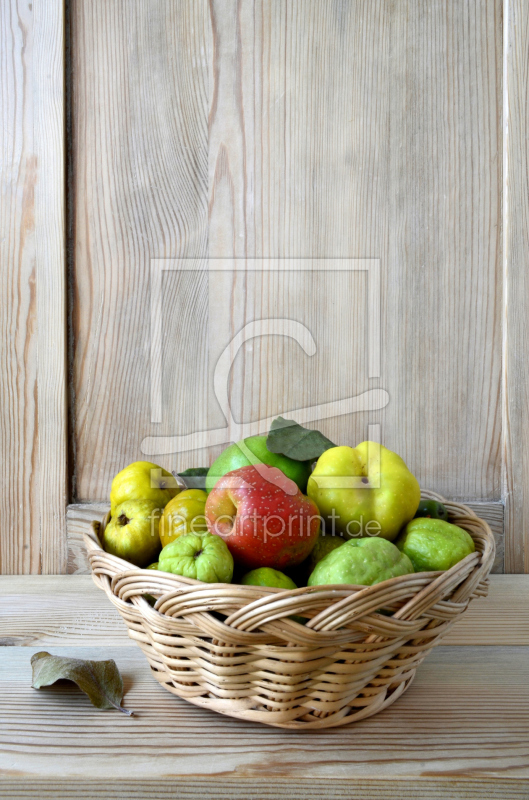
102, 418, 476, 592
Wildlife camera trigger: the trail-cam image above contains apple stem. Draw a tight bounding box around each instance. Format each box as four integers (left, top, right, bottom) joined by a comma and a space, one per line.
118, 514, 130, 526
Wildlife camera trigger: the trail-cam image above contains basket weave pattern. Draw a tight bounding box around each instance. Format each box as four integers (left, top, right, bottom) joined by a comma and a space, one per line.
85, 491, 495, 729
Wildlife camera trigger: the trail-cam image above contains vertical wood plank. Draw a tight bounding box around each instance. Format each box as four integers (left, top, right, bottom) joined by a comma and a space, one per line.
0, 0, 39, 573
503, 0, 529, 572
205, 0, 502, 499
0, 0, 66, 573
34, 0, 67, 573
71, 0, 210, 500
207, 0, 257, 448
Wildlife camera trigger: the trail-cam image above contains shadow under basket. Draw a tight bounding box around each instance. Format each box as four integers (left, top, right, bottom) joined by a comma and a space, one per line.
85, 490, 495, 730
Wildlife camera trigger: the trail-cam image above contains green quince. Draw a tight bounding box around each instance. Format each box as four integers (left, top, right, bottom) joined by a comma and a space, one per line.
396, 518, 475, 572
307, 443, 420, 541
306, 533, 346, 573
158, 532, 234, 583
289, 532, 346, 590
308, 537, 414, 587
103, 499, 162, 567
110, 461, 180, 516
159, 489, 208, 548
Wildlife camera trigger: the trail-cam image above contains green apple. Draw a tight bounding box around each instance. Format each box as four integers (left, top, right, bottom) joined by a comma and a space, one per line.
158, 532, 234, 583
307, 443, 420, 541
206, 435, 311, 493
396, 518, 475, 572
308, 537, 414, 586
241, 567, 297, 590
103, 499, 162, 567
110, 460, 179, 516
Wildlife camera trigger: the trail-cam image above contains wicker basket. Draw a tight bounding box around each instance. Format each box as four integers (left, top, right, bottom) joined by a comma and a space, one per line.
85, 490, 495, 730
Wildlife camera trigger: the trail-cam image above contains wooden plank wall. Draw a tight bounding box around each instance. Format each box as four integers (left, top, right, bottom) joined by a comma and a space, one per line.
504, 0, 529, 573
70, 4, 503, 498
204, 0, 502, 503
0, 0, 67, 574
2, 0, 529, 574
69, 0, 210, 499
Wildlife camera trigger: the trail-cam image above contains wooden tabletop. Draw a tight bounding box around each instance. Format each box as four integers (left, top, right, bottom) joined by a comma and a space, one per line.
1, 576, 528, 799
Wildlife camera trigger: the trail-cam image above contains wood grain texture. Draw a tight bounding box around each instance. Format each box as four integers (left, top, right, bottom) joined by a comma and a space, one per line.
204, 0, 503, 497
34, 0, 68, 573
71, 0, 503, 511
465, 501, 505, 573
442, 575, 529, 645
503, 0, 529, 573
66, 502, 108, 573
0, 0, 67, 574
1, 779, 529, 800
2, 575, 528, 647
1, 643, 528, 781
70, 0, 210, 500
0, 575, 128, 647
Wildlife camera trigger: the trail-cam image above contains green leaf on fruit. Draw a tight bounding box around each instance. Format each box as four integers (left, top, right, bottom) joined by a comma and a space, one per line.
177, 467, 209, 489
178, 468, 209, 477
30, 651, 133, 716
266, 417, 336, 462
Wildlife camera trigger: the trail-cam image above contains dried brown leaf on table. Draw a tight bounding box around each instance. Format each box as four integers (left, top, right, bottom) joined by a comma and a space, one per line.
30, 651, 133, 716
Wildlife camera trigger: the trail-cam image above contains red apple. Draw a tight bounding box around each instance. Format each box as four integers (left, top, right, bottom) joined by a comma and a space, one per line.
205, 464, 320, 570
